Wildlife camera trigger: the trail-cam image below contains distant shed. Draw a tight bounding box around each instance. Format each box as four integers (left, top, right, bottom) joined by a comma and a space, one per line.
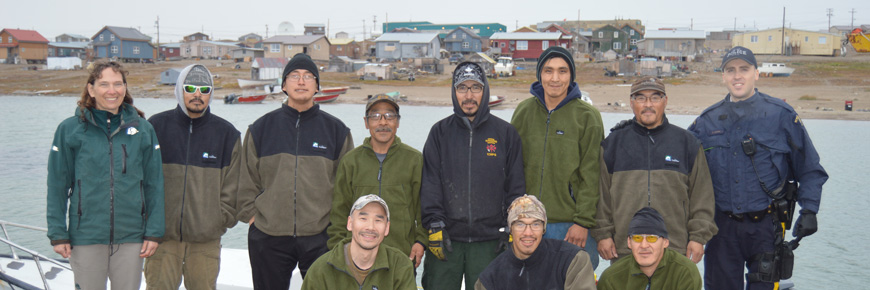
160, 68, 183, 85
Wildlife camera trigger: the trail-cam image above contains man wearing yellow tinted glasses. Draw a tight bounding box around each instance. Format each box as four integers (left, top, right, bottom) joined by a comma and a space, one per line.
597, 207, 702, 290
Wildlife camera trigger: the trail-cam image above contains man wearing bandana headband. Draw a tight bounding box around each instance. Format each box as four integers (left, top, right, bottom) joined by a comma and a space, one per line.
420, 62, 525, 290
145, 64, 242, 289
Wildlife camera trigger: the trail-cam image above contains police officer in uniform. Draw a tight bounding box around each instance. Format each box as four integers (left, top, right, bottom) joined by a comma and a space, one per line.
689, 46, 828, 290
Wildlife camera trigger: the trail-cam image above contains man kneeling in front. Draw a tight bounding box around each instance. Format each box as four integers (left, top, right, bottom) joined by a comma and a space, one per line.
597, 207, 702, 290
475, 195, 596, 290
302, 194, 416, 289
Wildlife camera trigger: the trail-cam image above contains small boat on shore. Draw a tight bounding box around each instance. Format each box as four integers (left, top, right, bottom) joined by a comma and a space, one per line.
321, 86, 349, 95
489, 95, 506, 107
758, 63, 795, 77
314, 93, 340, 104
225, 93, 267, 104
237, 78, 277, 88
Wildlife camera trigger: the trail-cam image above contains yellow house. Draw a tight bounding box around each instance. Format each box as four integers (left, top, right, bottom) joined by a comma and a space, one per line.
262, 35, 330, 61
733, 28, 842, 56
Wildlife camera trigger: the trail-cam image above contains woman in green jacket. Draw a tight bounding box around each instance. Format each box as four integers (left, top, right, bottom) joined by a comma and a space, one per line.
46, 60, 165, 290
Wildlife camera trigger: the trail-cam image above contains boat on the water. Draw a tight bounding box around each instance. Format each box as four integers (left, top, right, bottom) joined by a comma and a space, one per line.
224, 93, 267, 104
314, 93, 340, 104
237, 78, 277, 88
758, 63, 796, 77
489, 95, 506, 107
321, 86, 349, 95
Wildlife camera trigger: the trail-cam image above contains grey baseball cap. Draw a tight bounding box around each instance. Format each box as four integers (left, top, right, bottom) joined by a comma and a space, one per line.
349, 194, 390, 221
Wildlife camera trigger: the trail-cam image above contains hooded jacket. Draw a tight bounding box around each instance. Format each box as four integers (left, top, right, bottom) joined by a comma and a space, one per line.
474, 239, 596, 290
327, 137, 426, 256
236, 103, 353, 237
301, 243, 416, 290
597, 248, 703, 290
592, 117, 717, 257
147, 65, 241, 243
47, 103, 165, 246
511, 82, 603, 227
420, 69, 525, 242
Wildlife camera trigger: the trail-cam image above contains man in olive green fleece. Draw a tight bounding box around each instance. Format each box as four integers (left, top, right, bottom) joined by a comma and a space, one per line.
597, 207, 702, 290
327, 95, 426, 269
511, 46, 604, 269
303, 195, 416, 290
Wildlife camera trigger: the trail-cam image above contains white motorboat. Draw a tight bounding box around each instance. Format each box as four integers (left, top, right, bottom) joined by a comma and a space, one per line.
237, 78, 278, 89
758, 63, 796, 77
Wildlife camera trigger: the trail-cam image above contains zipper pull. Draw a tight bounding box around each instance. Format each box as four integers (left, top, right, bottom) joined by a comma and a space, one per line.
189, 120, 193, 134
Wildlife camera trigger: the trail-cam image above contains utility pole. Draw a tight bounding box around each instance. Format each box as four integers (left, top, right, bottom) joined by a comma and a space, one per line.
691, 18, 694, 30
363, 19, 366, 40
265, 25, 268, 38
154, 16, 160, 47
850, 8, 857, 29
782, 7, 786, 55
373, 15, 377, 35
827, 8, 834, 31
734, 18, 737, 31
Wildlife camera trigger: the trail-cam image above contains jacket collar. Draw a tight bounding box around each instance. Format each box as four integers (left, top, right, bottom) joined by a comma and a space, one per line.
173, 105, 211, 127
326, 242, 392, 274
362, 136, 402, 155
529, 81, 582, 112
631, 115, 670, 136
282, 102, 320, 120
507, 238, 552, 268
627, 247, 673, 279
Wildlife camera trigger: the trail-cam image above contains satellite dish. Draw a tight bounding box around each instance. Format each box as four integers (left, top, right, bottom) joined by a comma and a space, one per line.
278, 22, 295, 35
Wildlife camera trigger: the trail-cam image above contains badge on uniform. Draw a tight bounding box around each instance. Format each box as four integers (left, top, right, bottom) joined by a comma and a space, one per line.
485, 138, 498, 157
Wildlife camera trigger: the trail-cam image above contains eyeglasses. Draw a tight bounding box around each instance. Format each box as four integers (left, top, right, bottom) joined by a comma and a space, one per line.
512, 221, 544, 232
456, 84, 483, 94
366, 112, 400, 121
183, 85, 212, 94
631, 94, 664, 103
95, 82, 126, 90
630, 234, 661, 243
287, 74, 317, 82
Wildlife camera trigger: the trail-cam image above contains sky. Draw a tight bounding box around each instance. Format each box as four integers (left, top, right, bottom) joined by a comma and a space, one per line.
2, 0, 867, 43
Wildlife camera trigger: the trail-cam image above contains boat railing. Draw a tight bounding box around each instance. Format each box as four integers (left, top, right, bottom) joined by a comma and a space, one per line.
0, 220, 71, 290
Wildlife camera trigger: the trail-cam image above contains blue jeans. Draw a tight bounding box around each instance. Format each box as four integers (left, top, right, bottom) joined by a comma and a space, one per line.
543, 222, 599, 270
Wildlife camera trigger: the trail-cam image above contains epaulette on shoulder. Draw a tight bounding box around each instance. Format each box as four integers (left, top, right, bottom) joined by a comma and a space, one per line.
758, 92, 797, 113
610, 119, 633, 132
698, 98, 727, 117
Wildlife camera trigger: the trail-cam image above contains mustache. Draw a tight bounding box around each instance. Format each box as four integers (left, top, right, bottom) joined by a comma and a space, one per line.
461, 99, 478, 106
375, 127, 392, 133
188, 97, 205, 104
641, 108, 655, 114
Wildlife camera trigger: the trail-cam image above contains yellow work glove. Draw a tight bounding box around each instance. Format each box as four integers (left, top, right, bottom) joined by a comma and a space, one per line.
427, 221, 453, 261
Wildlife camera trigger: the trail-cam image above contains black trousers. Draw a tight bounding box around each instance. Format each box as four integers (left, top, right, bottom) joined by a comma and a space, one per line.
247, 223, 329, 290
704, 212, 776, 290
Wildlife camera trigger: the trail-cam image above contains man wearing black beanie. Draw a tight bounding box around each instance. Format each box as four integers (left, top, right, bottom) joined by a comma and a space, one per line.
511, 46, 604, 269
597, 207, 702, 289
237, 52, 355, 289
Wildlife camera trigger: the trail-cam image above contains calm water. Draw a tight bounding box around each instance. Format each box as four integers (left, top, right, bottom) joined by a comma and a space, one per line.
1, 95, 867, 288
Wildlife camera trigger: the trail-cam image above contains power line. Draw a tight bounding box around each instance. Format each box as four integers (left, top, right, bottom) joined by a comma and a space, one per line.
827, 8, 833, 31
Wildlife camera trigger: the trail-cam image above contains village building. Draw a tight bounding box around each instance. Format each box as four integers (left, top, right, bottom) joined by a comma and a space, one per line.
304, 24, 326, 36
706, 31, 742, 51
48, 42, 89, 59
250, 57, 288, 80
231, 47, 264, 62
374, 32, 440, 60
329, 38, 361, 59
489, 32, 570, 59
184, 32, 210, 42
444, 27, 483, 55
638, 30, 706, 61
180, 40, 239, 59
262, 35, 330, 61
541, 23, 590, 54
732, 28, 843, 56
239, 33, 263, 48
159, 43, 182, 59
0, 29, 49, 64
591, 25, 634, 54
382, 22, 506, 38
91, 26, 154, 62
55, 34, 90, 43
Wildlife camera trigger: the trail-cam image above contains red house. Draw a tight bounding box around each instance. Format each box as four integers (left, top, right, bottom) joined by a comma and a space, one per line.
488, 32, 571, 59
159, 43, 181, 59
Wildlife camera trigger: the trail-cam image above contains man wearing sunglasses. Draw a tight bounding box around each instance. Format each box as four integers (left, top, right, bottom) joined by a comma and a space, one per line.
592, 77, 716, 266
326, 95, 427, 271
421, 62, 525, 290
475, 195, 596, 290
237, 53, 354, 289
597, 207, 702, 290
146, 64, 242, 289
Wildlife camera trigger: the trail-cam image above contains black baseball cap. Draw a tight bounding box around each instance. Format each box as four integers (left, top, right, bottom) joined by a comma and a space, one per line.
721, 46, 757, 69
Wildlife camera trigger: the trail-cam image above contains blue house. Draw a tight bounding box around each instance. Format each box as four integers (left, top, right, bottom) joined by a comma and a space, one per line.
444, 27, 483, 54
91, 26, 154, 62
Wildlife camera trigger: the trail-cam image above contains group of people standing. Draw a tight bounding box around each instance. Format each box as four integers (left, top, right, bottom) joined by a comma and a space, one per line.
46, 45, 826, 290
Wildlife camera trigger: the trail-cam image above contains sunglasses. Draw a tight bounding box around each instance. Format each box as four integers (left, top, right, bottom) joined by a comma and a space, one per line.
630, 234, 661, 243
183, 85, 213, 94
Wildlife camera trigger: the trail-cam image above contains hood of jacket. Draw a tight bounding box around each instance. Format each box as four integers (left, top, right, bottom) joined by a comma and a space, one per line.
529, 81, 582, 111
174, 64, 214, 117
451, 68, 491, 128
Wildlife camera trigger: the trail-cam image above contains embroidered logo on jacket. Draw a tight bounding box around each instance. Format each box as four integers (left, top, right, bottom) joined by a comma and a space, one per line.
485, 138, 498, 157
202, 152, 217, 159
127, 127, 138, 135
556, 130, 565, 135
312, 142, 327, 150
665, 155, 680, 163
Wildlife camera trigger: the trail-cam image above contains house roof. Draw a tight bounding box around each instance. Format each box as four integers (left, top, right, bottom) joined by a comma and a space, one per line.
375, 33, 439, 43
445, 27, 482, 42
489, 32, 563, 40
1, 29, 49, 43
58, 33, 89, 40
329, 38, 355, 45
263, 35, 326, 45
253, 57, 289, 69
49, 42, 89, 49
186, 32, 209, 38
160, 43, 182, 48
239, 33, 262, 39
92, 26, 151, 42
644, 30, 706, 39
543, 24, 572, 36
513, 26, 537, 33
196, 40, 240, 47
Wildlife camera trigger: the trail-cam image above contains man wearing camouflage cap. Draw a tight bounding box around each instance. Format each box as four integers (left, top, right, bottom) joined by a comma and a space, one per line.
475, 195, 595, 290
146, 64, 242, 289
592, 77, 717, 266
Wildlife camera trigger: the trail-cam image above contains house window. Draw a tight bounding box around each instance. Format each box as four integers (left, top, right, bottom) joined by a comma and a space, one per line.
314, 44, 320, 50
751, 36, 758, 43
541, 41, 549, 50
286, 44, 293, 50
500, 42, 505, 48
819, 37, 827, 44
516, 40, 528, 50
110, 34, 115, 41
133, 47, 140, 55
99, 35, 104, 41
805, 36, 809, 42
337, 46, 342, 51
614, 31, 619, 38
631, 39, 638, 45
630, 30, 635, 36
270, 44, 280, 52
7, 37, 11, 43
598, 32, 604, 38
169, 48, 174, 53
462, 42, 470, 48
452, 34, 457, 39
768, 36, 772, 41
111, 46, 118, 54
613, 42, 622, 50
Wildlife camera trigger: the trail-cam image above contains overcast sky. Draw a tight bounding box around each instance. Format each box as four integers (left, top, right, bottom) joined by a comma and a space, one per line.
3, 0, 867, 42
